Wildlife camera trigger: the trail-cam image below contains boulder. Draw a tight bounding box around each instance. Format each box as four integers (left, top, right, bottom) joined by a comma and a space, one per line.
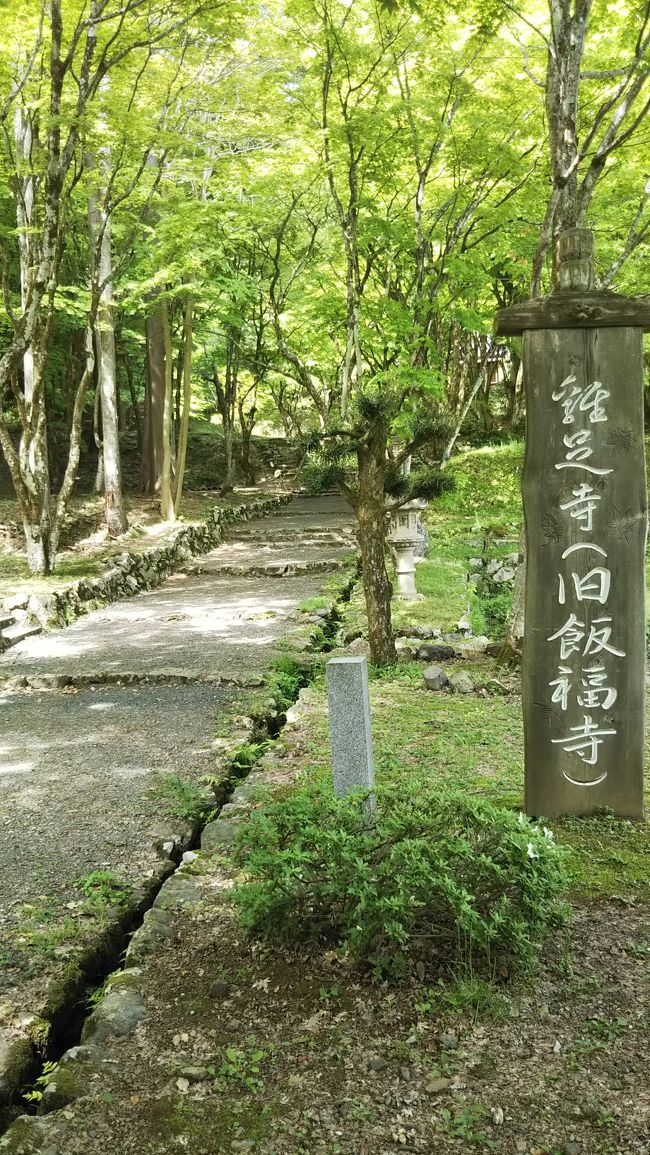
81, 986, 147, 1044
415, 644, 456, 662
201, 818, 239, 853
423, 665, 449, 691
449, 670, 474, 694
0, 1032, 35, 1106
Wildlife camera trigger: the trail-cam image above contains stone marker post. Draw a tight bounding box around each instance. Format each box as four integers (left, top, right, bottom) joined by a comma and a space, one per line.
496, 229, 650, 819
326, 656, 375, 818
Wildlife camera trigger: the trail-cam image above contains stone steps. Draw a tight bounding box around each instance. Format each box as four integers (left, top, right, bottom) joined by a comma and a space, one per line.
0, 618, 43, 652
232, 527, 355, 543
190, 558, 349, 578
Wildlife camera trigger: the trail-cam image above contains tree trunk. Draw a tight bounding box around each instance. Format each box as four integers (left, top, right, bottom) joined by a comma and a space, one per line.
142, 309, 166, 494
24, 522, 51, 576
238, 391, 257, 486
499, 524, 526, 665
160, 300, 175, 522
222, 418, 234, 493
14, 103, 36, 405
214, 347, 237, 494
122, 355, 142, 455
89, 176, 127, 536
96, 224, 127, 536
173, 297, 193, 514
93, 381, 104, 494
441, 368, 486, 466
356, 430, 397, 667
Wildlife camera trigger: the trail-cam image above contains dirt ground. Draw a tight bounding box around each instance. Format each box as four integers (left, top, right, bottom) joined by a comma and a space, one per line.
44, 892, 650, 1155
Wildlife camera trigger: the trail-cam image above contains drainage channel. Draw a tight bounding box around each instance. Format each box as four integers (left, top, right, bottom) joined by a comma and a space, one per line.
2, 574, 355, 1137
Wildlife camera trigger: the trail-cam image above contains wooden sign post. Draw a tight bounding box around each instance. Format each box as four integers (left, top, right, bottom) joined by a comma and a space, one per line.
497, 230, 650, 819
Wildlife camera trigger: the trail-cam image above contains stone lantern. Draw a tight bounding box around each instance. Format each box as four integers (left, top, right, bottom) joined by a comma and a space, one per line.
387, 499, 427, 599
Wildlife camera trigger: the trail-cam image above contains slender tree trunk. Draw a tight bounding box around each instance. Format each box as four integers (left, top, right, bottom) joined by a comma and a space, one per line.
173, 297, 193, 514
222, 421, 234, 493
238, 390, 257, 486
441, 368, 487, 466
122, 355, 142, 455
160, 300, 175, 522
142, 309, 166, 494
355, 428, 397, 666
97, 226, 127, 534
11, 103, 55, 573
89, 173, 127, 536
14, 104, 36, 405
93, 381, 104, 494
214, 347, 237, 494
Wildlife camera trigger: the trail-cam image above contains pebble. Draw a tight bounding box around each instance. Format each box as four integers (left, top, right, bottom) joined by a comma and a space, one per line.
426, 1077, 451, 1094
370, 1057, 388, 1071
179, 1066, 211, 1083
438, 1031, 458, 1050
208, 980, 232, 999
565, 1144, 583, 1155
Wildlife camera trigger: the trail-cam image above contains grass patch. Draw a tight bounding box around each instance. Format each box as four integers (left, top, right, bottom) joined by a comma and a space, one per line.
437, 442, 524, 525
150, 772, 217, 824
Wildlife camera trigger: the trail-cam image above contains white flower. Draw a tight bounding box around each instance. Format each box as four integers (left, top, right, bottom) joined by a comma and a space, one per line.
527, 842, 539, 860
517, 812, 527, 828
543, 826, 555, 842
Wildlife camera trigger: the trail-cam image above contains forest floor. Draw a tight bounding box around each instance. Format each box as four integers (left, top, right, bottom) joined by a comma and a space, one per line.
0, 416, 301, 602
0, 488, 277, 603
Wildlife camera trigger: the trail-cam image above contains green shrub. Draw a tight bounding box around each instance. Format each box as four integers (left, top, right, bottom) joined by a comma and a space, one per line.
298, 458, 349, 495
229, 741, 271, 774
231, 782, 569, 980
267, 656, 311, 712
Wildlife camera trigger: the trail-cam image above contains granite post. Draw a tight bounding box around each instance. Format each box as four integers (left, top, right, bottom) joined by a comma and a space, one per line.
326, 656, 375, 817
496, 229, 650, 818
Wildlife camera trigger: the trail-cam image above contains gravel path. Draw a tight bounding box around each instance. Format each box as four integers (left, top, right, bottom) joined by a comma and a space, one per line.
0, 495, 355, 1056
